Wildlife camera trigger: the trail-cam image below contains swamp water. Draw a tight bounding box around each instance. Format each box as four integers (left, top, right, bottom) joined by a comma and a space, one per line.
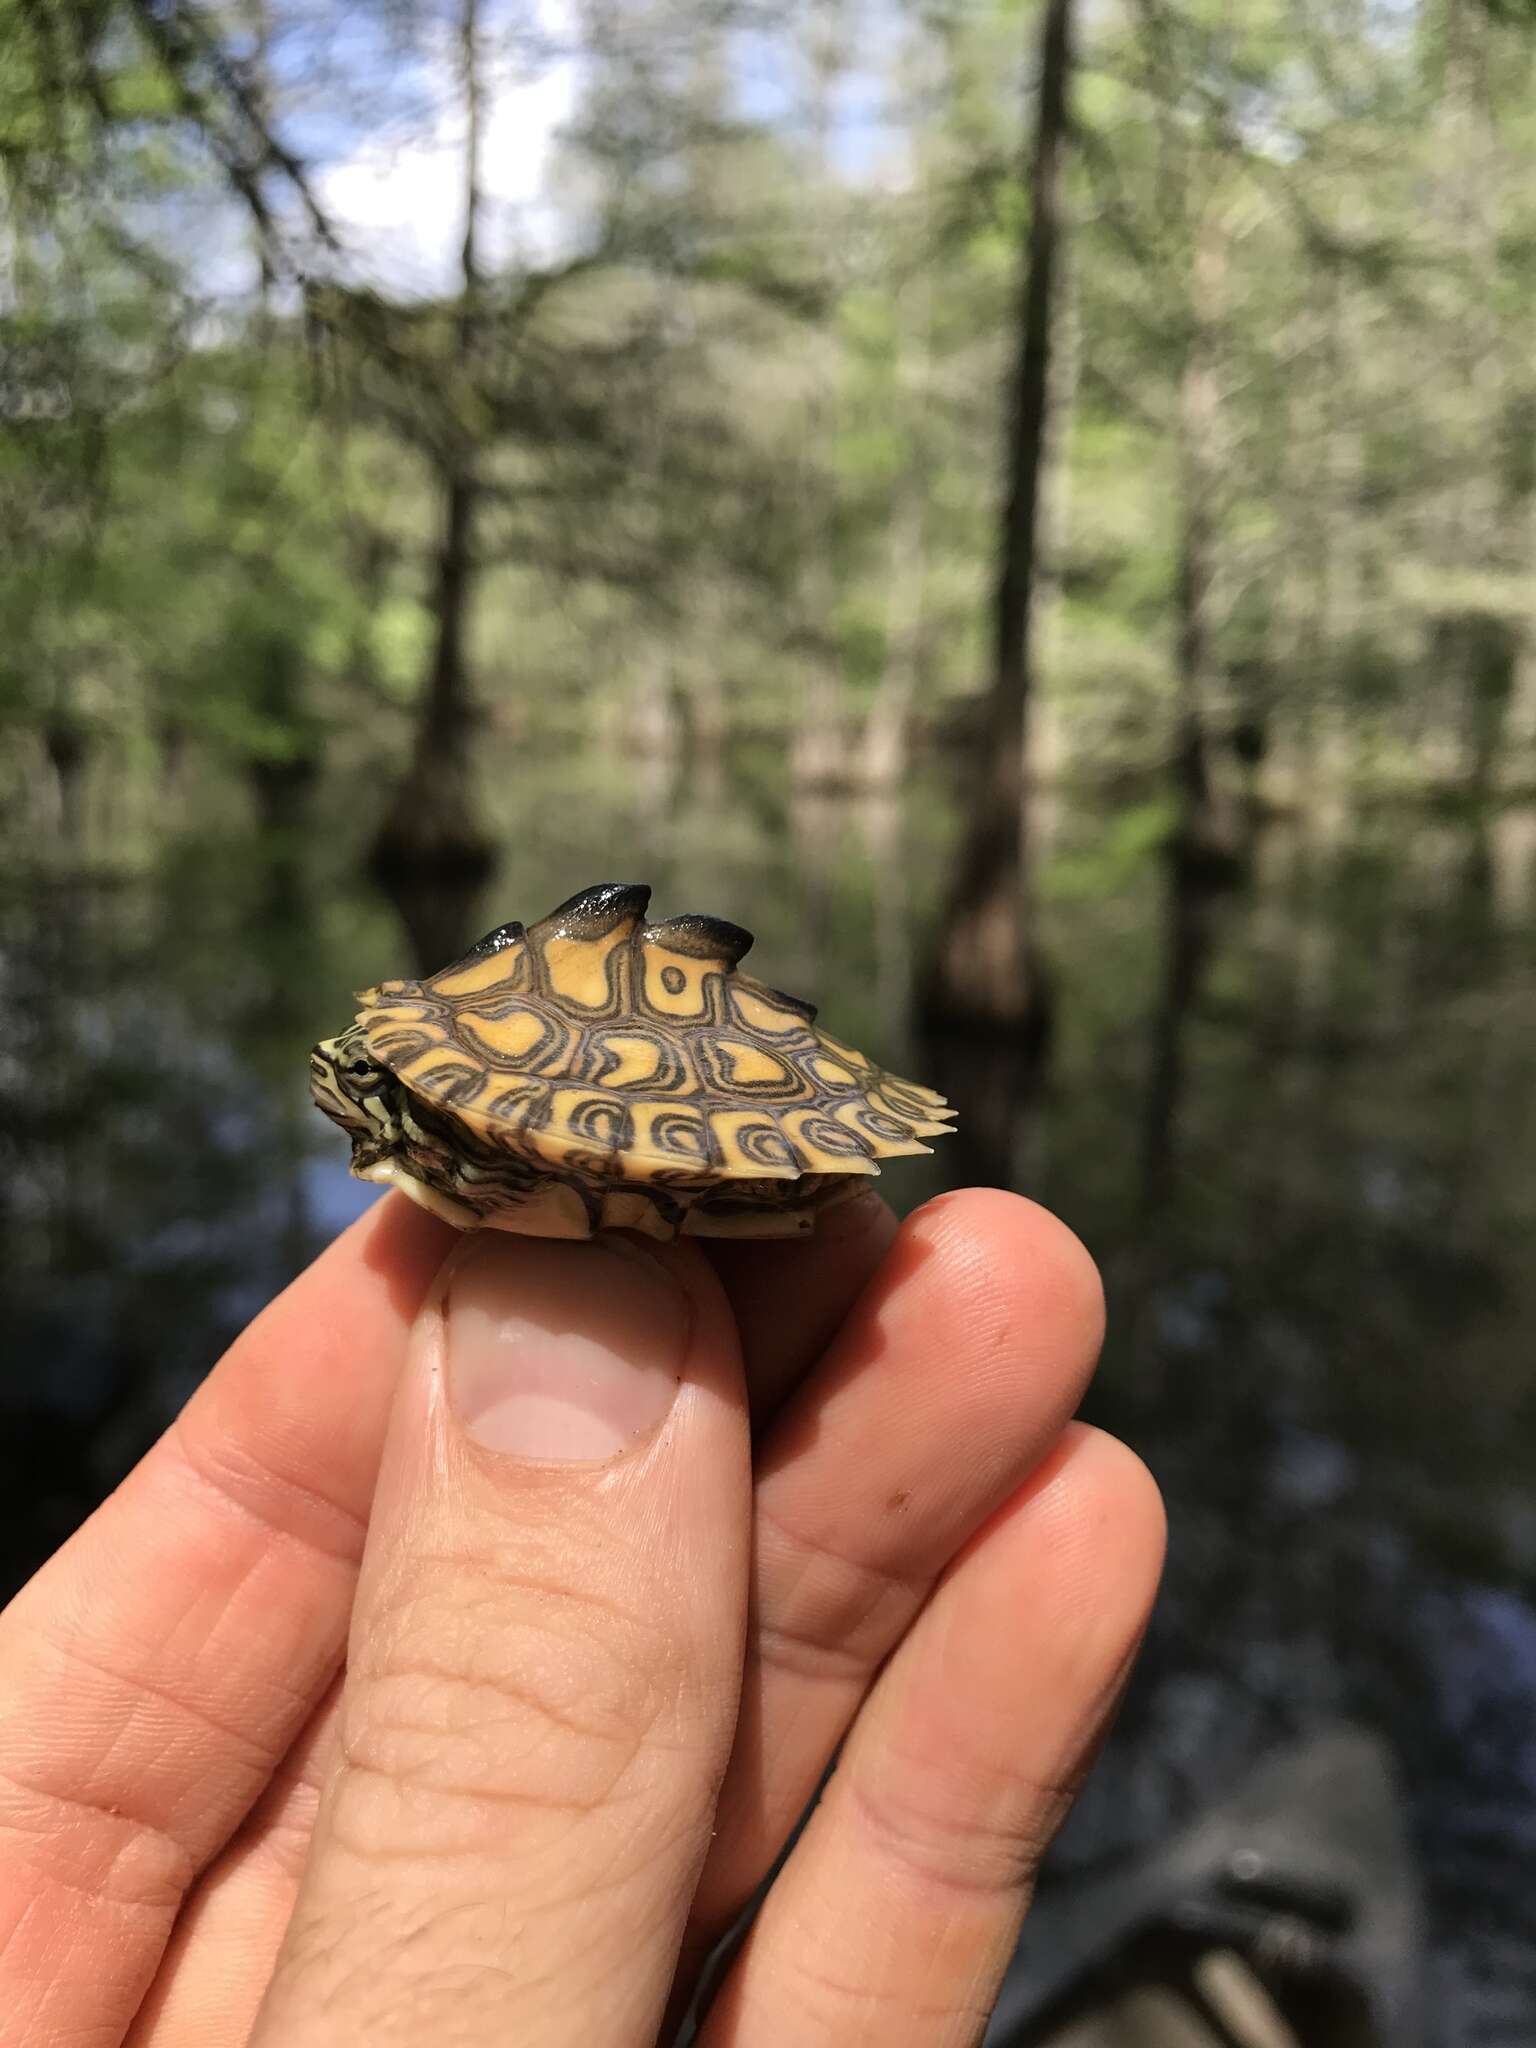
3, 747, 1534, 2044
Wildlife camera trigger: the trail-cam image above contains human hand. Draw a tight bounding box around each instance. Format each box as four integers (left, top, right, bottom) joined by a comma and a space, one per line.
0, 1187, 1163, 2046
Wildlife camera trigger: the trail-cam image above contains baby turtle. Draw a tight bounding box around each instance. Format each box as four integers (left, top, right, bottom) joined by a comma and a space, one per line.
310, 881, 955, 1240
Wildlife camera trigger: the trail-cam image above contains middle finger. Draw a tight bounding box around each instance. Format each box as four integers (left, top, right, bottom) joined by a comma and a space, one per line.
704, 1190, 898, 1424
684, 1188, 1106, 1961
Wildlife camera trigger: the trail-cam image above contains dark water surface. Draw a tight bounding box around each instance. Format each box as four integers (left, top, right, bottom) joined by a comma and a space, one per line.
4, 749, 1535, 2043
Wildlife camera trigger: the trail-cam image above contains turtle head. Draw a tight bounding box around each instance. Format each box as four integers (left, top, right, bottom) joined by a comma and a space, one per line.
309, 1026, 404, 1148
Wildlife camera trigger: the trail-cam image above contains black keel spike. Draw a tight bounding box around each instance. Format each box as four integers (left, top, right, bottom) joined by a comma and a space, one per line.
540, 882, 653, 938
451, 920, 526, 967
646, 913, 755, 966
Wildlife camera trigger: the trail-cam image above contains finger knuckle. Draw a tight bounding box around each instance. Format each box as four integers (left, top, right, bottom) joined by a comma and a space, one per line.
843, 1756, 1065, 1900
754, 1504, 923, 1680
329, 1552, 676, 1861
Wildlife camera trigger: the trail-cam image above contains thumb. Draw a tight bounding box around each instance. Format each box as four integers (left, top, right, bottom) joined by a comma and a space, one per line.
252, 1229, 751, 2048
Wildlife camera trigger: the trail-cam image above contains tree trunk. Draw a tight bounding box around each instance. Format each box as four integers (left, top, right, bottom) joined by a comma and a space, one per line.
43, 714, 89, 846
1308, 233, 1367, 800
1170, 199, 1237, 876
1267, 301, 1321, 804
687, 657, 730, 806
371, 0, 493, 881
1138, 854, 1225, 1221
856, 26, 942, 795
1504, 434, 1536, 778
246, 0, 278, 327
789, 18, 850, 796
857, 482, 926, 791
923, 0, 1074, 1037
1436, 0, 1510, 797
1030, 252, 1078, 792
858, 346, 930, 789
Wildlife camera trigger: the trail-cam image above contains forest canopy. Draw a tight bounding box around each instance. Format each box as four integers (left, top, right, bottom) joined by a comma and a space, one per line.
5, 0, 1535, 889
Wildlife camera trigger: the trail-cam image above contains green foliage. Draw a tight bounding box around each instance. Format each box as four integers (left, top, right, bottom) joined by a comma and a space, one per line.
2, 0, 1535, 805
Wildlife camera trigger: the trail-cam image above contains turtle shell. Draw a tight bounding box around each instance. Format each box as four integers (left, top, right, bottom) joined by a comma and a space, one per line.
354, 883, 953, 1212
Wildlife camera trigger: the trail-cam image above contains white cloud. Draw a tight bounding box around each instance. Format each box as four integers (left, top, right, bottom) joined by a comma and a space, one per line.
316, 22, 579, 297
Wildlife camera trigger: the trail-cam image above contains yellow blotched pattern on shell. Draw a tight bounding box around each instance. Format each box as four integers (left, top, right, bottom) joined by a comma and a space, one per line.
384, 1038, 486, 1105
626, 1100, 715, 1178
455, 1007, 549, 1063
641, 943, 713, 1019
707, 1109, 803, 1179
830, 1098, 931, 1156
544, 926, 629, 1010
353, 884, 954, 1190
780, 1107, 881, 1173
731, 987, 807, 1037
429, 947, 529, 1000
540, 1087, 629, 1163
809, 1055, 859, 1091
714, 1039, 790, 1088
593, 1033, 667, 1088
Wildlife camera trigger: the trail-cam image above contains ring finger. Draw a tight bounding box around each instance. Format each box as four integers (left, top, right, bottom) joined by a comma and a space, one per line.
682, 1189, 1109, 1976
699, 1426, 1165, 2044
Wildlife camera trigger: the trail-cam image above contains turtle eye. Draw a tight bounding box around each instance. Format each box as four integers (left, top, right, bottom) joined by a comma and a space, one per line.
348, 1058, 374, 1079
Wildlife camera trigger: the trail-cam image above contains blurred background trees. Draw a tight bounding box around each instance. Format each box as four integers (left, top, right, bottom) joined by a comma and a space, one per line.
6, 0, 1533, 884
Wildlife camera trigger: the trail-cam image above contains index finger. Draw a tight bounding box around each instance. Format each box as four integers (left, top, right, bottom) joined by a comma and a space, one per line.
0, 1193, 455, 2048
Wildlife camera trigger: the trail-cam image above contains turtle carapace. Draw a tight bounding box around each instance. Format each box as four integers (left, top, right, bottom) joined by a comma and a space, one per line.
310, 882, 955, 1240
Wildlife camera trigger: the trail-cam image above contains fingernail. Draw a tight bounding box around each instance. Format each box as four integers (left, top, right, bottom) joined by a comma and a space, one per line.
442, 1234, 688, 1460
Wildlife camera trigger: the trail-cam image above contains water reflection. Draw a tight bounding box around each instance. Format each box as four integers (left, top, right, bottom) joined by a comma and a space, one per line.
2, 752, 1534, 2040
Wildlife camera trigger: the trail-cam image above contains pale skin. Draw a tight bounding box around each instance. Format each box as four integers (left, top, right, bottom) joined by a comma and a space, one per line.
0, 1185, 1164, 2047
